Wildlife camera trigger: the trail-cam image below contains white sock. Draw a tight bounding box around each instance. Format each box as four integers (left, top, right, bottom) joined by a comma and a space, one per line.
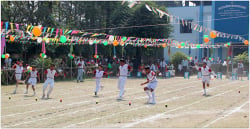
203, 88, 206, 94
145, 90, 151, 100
151, 91, 156, 103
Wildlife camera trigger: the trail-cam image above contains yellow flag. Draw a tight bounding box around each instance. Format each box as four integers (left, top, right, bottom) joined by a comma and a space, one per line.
47, 27, 51, 33
10, 23, 14, 32
26, 25, 31, 32
64, 29, 69, 34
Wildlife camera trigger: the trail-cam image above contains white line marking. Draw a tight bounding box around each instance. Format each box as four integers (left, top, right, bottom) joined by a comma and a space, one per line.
64, 81, 239, 128
121, 84, 246, 128
3, 80, 200, 127
2, 79, 196, 118
202, 101, 249, 128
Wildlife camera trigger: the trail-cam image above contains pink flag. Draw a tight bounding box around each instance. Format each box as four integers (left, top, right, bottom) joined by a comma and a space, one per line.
15, 23, 19, 30
42, 41, 46, 54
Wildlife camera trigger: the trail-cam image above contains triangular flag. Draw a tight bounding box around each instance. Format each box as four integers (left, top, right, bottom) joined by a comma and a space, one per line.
145, 4, 152, 11
26, 25, 31, 32
10, 23, 14, 32
47, 27, 51, 33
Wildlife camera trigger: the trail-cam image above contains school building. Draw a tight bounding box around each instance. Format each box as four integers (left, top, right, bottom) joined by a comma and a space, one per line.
163, 1, 249, 62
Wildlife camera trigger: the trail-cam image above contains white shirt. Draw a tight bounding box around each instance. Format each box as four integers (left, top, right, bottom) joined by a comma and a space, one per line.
201, 66, 210, 76
15, 65, 23, 74
147, 71, 157, 83
30, 71, 38, 78
119, 64, 130, 76
95, 69, 104, 78
238, 63, 244, 68
183, 60, 188, 67
206, 60, 211, 68
150, 64, 156, 71
76, 61, 85, 69
46, 69, 57, 79
194, 58, 198, 64
160, 61, 166, 68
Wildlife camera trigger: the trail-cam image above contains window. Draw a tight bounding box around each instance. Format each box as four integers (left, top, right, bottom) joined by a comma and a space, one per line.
180, 19, 192, 33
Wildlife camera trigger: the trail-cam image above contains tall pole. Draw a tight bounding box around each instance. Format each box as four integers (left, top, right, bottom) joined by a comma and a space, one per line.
71, 59, 72, 79
231, 46, 234, 75
42, 58, 44, 81
199, 1, 204, 61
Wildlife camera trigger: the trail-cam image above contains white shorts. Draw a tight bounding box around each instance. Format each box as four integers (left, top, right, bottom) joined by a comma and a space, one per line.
28, 78, 37, 86
118, 77, 127, 89
146, 81, 158, 90
43, 78, 55, 88
202, 76, 210, 84
15, 74, 22, 80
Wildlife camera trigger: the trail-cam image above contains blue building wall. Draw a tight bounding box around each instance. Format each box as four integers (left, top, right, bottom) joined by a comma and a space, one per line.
213, 1, 249, 60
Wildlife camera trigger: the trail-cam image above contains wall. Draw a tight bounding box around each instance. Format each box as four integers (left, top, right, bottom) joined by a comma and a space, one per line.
164, 6, 212, 62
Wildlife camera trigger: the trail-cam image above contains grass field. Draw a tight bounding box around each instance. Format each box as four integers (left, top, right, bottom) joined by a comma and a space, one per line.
1, 76, 249, 128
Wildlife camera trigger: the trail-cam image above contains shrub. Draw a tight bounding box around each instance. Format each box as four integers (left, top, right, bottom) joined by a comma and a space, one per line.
31, 57, 52, 69
233, 51, 249, 71
170, 51, 188, 70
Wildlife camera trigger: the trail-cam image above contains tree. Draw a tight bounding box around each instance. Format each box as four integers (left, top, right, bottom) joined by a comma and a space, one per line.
170, 51, 188, 71
1, 1, 173, 67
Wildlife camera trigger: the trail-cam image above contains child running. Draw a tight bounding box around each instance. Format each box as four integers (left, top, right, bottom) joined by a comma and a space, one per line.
88, 65, 112, 96
196, 62, 216, 96
25, 65, 40, 96
12, 61, 25, 94
117, 59, 133, 100
140, 66, 158, 104
42, 64, 62, 99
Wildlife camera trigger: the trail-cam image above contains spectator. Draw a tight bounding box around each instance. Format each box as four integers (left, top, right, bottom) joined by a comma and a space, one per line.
194, 56, 199, 65
159, 58, 166, 77
237, 60, 244, 80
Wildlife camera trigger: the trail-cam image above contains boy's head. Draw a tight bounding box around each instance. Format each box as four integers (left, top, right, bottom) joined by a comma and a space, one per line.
98, 65, 103, 70
145, 66, 151, 73
120, 59, 125, 65
203, 62, 207, 67
50, 64, 55, 69
31, 65, 36, 71
18, 61, 23, 66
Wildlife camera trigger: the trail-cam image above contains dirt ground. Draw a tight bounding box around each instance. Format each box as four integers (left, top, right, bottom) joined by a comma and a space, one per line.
1, 76, 249, 128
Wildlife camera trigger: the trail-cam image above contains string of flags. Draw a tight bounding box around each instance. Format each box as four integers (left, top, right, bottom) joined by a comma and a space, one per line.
1, 21, 248, 48
142, 3, 248, 43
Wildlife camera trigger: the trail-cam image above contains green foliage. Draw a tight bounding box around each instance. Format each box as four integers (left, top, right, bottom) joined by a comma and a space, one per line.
2, 1, 172, 66
170, 52, 188, 70
233, 51, 249, 70
31, 57, 52, 69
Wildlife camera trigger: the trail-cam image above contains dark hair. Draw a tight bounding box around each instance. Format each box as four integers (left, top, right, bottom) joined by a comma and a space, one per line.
120, 59, 125, 62
203, 62, 207, 64
99, 65, 103, 68
50, 64, 55, 67
145, 66, 150, 70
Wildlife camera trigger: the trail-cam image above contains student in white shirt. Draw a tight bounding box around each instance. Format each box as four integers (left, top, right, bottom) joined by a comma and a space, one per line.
196, 62, 216, 96
194, 56, 199, 65
117, 59, 133, 100
140, 66, 158, 104
12, 61, 25, 94
25, 65, 40, 96
89, 65, 112, 96
75, 58, 85, 83
159, 59, 166, 77
238, 60, 244, 80
42, 64, 62, 99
